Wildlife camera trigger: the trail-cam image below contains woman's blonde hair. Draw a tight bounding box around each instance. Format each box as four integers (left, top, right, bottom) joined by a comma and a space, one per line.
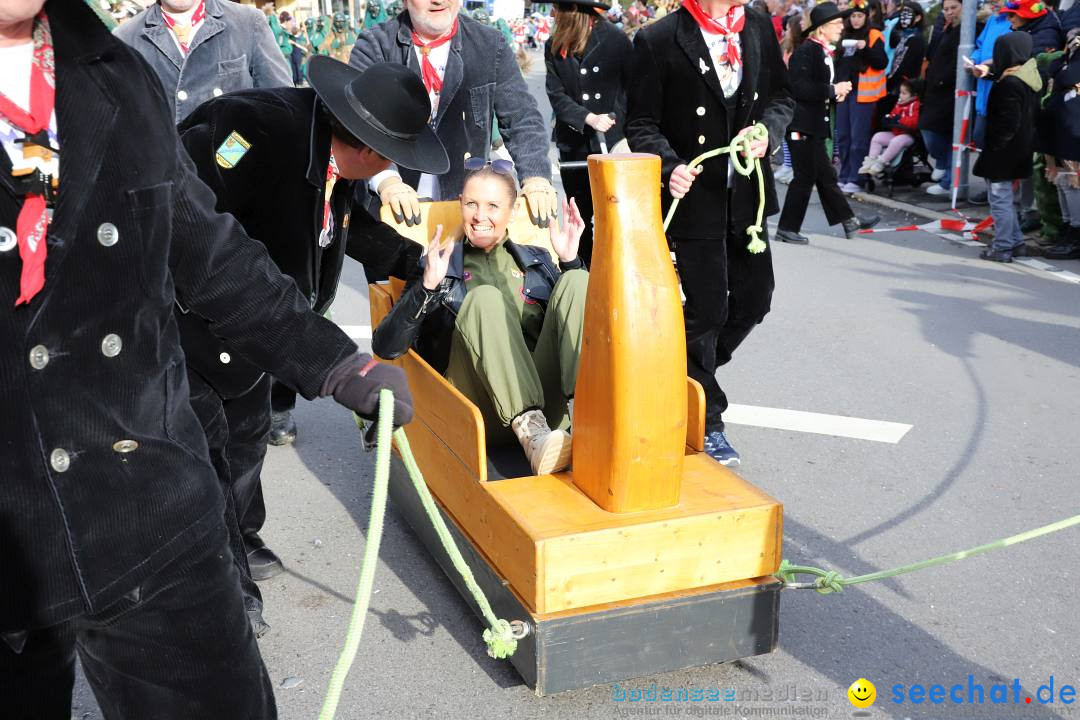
551, 5, 598, 58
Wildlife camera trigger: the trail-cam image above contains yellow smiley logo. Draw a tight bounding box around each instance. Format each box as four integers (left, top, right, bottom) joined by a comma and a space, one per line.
847, 678, 876, 709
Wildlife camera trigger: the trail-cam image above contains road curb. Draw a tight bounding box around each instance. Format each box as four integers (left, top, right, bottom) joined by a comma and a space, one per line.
848, 191, 955, 221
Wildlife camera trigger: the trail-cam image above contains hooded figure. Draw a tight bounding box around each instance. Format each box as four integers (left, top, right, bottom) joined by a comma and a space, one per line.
974, 31, 1043, 182
974, 31, 1044, 261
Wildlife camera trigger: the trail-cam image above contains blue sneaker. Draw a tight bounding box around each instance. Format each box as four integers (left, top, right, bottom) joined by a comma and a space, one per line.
704, 430, 740, 467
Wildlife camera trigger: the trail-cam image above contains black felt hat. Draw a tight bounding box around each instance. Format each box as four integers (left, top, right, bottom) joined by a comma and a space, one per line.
554, 0, 613, 11
804, 2, 853, 34
308, 56, 449, 175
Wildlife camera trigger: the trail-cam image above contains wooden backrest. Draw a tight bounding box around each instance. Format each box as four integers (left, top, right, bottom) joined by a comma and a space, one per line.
379, 200, 558, 260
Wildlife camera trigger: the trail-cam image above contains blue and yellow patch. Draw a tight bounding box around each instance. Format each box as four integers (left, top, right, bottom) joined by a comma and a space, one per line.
215, 131, 251, 169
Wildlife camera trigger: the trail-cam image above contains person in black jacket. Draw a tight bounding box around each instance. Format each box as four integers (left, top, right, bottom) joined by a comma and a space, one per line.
174, 58, 449, 583
0, 4, 413, 717
625, 0, 794, 467
972, 32, 1042, 262
919, 0, 964, 196
1039, 40, 1080, 259
776, 2, 879, 245
545, 0, 633, 266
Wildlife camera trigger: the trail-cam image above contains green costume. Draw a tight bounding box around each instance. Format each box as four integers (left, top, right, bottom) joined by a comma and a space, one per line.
1033, 50, 1065, 245
365, 0, 389, 28
445, 238, 588, 443
267, 12, 291, 60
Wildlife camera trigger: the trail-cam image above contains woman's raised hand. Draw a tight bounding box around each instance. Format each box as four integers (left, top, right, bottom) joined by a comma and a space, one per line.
422, 225, 451, 290
549, 197, 585, 263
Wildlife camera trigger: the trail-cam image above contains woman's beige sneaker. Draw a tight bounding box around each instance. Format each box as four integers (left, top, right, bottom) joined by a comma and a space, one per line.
511, 409, 572, 475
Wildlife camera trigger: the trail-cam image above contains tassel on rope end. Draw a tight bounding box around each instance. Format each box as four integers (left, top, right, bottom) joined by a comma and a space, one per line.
483, 619, 518, 659
746, 229, 767, 254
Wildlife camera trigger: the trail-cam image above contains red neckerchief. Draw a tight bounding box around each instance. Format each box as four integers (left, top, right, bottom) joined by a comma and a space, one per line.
162, 0, 207, 55
0, 13, 55, 306
322, 156, 339, 244
810, 35, 836, 58
412, 19, 458, 95
682, 0, 745, 66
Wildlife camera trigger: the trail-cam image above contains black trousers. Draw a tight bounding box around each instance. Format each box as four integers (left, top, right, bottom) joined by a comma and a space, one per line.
559, 163, 595, 268
777, 132, 854, 233
188, 372, 266, 607
673, 227, 775, 432
0, 527, 276, 720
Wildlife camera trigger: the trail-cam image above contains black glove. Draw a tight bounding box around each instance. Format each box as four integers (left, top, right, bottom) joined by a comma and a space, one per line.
322, 353, 414, 426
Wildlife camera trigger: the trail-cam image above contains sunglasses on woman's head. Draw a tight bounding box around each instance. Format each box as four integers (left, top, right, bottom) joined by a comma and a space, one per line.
464, 157, 515, 174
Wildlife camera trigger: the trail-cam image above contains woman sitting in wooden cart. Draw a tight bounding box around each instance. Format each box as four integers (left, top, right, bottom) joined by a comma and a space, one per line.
372, 161, 589, 476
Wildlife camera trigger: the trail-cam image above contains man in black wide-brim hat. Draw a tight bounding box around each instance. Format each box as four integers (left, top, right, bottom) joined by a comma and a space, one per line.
174, 56, 449, 594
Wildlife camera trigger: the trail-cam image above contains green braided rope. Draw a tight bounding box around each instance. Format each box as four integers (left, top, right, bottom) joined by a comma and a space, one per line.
319, 390, 394, 720
778, 512, 1080, 595
662, 124, 770, 254
393, 427, 519, 659
321, 391, 518, 719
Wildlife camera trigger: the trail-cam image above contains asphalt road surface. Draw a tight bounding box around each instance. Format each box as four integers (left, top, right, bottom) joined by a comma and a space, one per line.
70, 49, 1080, 720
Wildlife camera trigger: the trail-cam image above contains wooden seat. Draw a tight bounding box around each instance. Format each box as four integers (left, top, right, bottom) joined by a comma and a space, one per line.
379, 199, 559, 260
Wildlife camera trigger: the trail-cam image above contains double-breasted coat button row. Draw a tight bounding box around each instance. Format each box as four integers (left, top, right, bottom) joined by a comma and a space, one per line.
29, 334, 122, 369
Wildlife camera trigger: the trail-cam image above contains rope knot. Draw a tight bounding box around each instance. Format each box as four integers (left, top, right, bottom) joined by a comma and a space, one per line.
483, 618, 518, 659
815, 571, 844, 595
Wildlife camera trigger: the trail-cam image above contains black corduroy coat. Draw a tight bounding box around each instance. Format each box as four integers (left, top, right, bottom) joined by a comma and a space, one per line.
0, 1, 356, 632
625, 7, 794, 240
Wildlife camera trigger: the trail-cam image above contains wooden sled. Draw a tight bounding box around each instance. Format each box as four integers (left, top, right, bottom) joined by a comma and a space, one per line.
368, 155, 783, 695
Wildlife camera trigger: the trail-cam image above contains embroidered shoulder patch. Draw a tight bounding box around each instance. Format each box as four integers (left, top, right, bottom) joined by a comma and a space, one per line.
215, 131, 251, 169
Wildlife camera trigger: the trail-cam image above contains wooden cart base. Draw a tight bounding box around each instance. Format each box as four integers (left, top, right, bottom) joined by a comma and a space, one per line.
388, 454, 782, 696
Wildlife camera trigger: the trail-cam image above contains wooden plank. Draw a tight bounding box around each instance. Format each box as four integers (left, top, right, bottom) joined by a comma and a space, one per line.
379, 200, 557, 258
536, 578, 780, 695
368, 283, 394, 329
399, 350, 488, 483
686, 377, 705, 452
400, 409, 543, 610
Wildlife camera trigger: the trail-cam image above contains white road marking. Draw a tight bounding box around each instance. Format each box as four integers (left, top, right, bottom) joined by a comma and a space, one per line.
1054, 271, 1080, 284
1015, 258, 1057, 272
339, 324, 372, 340
724, 403, 913, 443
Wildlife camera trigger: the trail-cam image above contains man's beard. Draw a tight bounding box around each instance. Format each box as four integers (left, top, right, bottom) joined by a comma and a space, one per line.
410, 10, 454, 37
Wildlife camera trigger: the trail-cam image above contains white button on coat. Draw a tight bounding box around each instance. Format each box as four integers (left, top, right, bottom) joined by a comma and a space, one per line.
97, 223, 118, 247
50, 448, 70, 473
594, 93, 601, 99
212, 88, 223, 97
0, 227, 16, 253
698, 135, 706, 144
219, 352, 232, 364
696, 106, 706, 116
580, 68, 587, 75
101, 334, 122, 358
581, 93, 589, 100
593, 66, 599, 72
29, 345, 49, 370
177, 89, 188, 101
113, 440, 139, 453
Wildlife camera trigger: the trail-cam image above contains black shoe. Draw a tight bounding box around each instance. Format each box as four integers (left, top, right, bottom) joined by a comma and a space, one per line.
268, 411, 297, 446
842, 214, 880, 238
245, 533, 284, 581
775, 228, 810, 245
1044, 243, 1080, 260
980, 248, 1014, 263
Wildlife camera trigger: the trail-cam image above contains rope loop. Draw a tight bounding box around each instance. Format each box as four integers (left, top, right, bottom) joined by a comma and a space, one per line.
483, 618, 519, 659
663, 123, 771, 255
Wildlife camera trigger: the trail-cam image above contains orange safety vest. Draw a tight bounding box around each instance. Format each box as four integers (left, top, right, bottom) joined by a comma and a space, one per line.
857, 29, 886, 103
